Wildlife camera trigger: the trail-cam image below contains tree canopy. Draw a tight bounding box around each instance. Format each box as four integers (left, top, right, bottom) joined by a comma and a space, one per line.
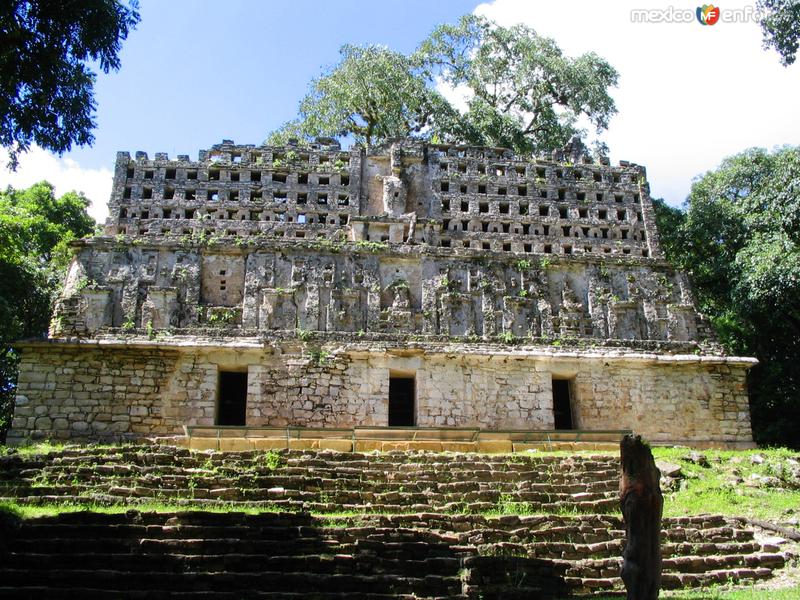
268, 45, 455, 148
758, 0, 800, 66
415, 15, 618, 154
0, 182, 95, 440
0, 0, 140, 168
654, 147, 800, 448
267, 15, 618, 155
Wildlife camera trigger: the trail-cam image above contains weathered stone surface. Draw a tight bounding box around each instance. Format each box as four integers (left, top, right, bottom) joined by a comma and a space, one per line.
10, 138, 757, 446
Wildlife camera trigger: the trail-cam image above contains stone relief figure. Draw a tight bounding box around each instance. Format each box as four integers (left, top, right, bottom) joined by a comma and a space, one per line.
321, 263, 335, 286
262, 291, 297, 330
587, 280, 611, 339
358, 264, 381, 331
141, 288, 178, 330
382, 176, 406, 217
381, 280, 413, 332
561, 284, 584, 313
559, 283, 587, 337
390, 283, 411, 311
329, 288, 361, 332
405, 212, 417, 244
291, 258, 306, 287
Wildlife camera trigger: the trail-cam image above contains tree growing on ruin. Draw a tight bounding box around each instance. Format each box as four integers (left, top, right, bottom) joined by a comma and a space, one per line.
654, 146, 800, 448
0, 182, 94, 440
415, 15, 619, 155
0, 0, 140, 168
267, 15, 619, 155
268, 45, 456, 148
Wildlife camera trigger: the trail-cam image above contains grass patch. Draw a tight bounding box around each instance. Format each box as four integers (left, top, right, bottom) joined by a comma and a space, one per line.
2, 441, 136, 456
590, 586, 800, 599
651, 447, 800, 521
661, 586, 800, 599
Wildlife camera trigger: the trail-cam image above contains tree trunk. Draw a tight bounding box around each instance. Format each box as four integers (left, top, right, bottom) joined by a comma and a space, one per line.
619, 434, 663, 599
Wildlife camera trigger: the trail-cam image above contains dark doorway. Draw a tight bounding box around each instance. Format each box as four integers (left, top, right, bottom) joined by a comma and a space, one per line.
389, 376, 415, 426
218, 371, 248, 426
552, 378, 574, 430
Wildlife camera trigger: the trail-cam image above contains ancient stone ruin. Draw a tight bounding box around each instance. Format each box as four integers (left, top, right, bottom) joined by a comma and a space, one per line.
9, 138, 755, 446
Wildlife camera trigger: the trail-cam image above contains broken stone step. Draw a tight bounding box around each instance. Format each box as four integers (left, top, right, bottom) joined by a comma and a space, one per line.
663, 552, 786, 573
663, 540, 762, 555
661, 566, 773, 589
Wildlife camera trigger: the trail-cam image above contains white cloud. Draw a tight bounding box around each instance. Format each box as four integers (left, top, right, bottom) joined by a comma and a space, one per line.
462, 0, 800, 207
0, 147, 113, 224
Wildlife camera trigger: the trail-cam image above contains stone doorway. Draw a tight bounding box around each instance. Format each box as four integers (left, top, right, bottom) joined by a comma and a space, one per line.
389, 376, 415, 426
552, 378, 574, 430
217, 371, 248, 426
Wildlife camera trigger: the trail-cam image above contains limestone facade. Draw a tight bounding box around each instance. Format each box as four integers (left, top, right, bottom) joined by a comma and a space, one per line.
9, 138, 756, 446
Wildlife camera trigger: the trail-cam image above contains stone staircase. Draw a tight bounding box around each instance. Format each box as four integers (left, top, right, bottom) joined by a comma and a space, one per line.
0, 446, 620, 513
0, 445, 791, 598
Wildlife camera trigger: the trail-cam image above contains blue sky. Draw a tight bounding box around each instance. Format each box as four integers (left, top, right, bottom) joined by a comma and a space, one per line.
2, 0, 799, 223
70, 0, 478, 170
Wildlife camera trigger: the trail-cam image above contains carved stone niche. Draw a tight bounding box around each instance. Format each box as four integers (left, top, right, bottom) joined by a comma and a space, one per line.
141, 287, 178, 330
503, 295, 535, 337
609, 300, 646, 340
558, 284, 592, 337
81, 289, 114, 334
261, 289, 297, 330
440, 291, 471, 336
380, 280, 413, 332
645, 301, 670, 341
667, 304, 698, 341
382, 176, 407, 217
51, 287, 113, 336
200, 254, 244, 307
329, 288, 362, 332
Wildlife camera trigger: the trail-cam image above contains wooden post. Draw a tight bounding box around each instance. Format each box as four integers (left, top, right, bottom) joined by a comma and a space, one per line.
619, 433, 663, 599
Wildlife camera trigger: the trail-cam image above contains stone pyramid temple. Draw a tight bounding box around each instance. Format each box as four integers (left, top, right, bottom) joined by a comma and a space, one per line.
9, 138, 755, 447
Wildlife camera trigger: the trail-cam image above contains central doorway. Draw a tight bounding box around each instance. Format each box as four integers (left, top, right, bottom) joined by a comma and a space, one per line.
389, 375, 415, 426
552, 377, 574, 430
217, 370, 248, 426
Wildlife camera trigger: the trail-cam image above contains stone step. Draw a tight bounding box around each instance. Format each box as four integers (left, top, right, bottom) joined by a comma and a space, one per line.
0, 509, 789, 598
0, 569, 463, 596
1, 551, 464, 575
0, 588, 453, 600
0, 588, 465, 600
0, 494, 620, 516
4, 468, 619, 487
661, 567, 775, 588
663, 552, 786, 573
0, 446, 619, 477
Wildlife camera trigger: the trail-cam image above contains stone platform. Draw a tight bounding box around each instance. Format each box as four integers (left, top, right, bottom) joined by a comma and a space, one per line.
172, 426, 631, 453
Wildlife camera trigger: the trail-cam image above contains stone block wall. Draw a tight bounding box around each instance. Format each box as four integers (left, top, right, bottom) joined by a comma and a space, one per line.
11, 345, 179, 440
572, 360, 752, 445
8, 341, 754, 447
